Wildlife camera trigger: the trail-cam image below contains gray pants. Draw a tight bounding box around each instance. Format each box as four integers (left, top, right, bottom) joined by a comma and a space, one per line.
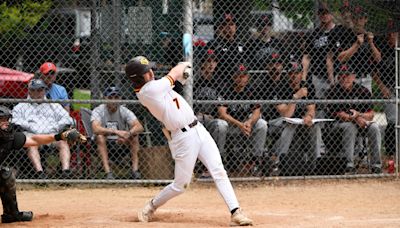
331, 122, 382, 168
274, 123, 322, 163
209, 118, 268, 158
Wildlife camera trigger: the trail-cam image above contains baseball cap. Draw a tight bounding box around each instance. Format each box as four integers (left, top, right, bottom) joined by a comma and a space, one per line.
286, 61, 303, 73
125, 56, 155, 79
317, 3, 330, 15
202, 49, 217, 62
39, 62, 57, 75
103, 86, 120, 97
216, 13, 236, 27
352, 6, 368, 18
256, 15, 272, 29
337, 65, 355, 76
28, 79, 48, 90
233, 64, 249, 77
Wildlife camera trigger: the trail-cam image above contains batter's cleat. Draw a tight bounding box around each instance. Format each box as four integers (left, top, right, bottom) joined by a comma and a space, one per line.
230, 209, 253, 226
1, 211, 33, 223
138, 200, 156, 222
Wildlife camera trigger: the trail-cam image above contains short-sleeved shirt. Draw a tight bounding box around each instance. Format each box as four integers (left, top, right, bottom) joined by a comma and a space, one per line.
91, 105, 138, 139
219, 85, 260, 122
47, 83, 70, 108
304, 27, 336, 78
274, 79, 317, 118
193, 78, 222, 117
326, 83, 372, 118
257, 78, 282, 121
0, 131, 26, 165
246, 37, 281, 70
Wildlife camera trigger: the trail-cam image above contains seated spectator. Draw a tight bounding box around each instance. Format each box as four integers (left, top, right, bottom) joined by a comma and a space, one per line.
217, 64, 268, 174
12, 79, 74, 179
326, 65, 382, 174
273, 62, 322, 174
91, 86, 144, 179
193, 49, 226, 177
39, 62, 70, 112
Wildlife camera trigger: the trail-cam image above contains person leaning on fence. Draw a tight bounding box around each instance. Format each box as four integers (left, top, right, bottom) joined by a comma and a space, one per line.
0, 106, 85, 223
336, 6, 382, 92
11, 79, 74, 179
91, 86, 144, 180
193, 48, 226, 178
325, 65, 382, 175
39, 62, 70, 112
273, 62, 322, 175
217, 64, 268, 176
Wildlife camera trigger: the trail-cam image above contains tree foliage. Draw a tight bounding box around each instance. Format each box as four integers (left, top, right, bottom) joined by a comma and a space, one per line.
0, 0, 52, 37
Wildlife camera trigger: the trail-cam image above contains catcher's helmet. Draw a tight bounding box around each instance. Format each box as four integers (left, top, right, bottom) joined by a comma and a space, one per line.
0, 106, 12, 119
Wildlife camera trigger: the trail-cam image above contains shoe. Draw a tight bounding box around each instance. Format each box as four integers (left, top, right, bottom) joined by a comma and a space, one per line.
345, 166, 356, 175
371, 167, 382, 174
106, 172, 115, 180
138, 200, 156, 222
1, 211, 33, 223
61, 169, 73, 179
35, 171, 47, 179
230, 208, 253, 226
199, 171, 212, 179
132, 170, 142, 179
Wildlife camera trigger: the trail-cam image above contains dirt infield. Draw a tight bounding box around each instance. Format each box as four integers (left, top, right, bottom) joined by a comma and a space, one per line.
2, 179, 400, 227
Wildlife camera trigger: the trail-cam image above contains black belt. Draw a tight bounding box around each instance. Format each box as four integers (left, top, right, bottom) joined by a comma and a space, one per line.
181, 120, 198, 132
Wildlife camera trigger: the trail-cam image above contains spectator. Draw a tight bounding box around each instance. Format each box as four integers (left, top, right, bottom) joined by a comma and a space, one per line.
302, 4, 336, 99
373, 20, 398, 157
246, 15, 281, 70
217, 64, 268, 174
12, 79, 73, 178
207, 13, 246, 89
91, 86, 144, 179
326, 65, 382, 174
193, 49, 226, 178
337, 6, 382, 92
39, 62, 70, 112
273, 62, 322, 174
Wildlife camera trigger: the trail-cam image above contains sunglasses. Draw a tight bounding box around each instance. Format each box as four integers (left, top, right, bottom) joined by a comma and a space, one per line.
43, 70, 56, 76
29, 88, 45, 92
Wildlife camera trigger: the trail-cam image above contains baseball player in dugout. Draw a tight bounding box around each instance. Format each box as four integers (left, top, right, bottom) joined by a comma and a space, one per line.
125, 56, 253, 226
0, 106, 86, 223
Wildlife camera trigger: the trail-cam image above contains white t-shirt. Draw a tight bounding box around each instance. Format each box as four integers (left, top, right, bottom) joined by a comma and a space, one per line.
136, 76, 196, 131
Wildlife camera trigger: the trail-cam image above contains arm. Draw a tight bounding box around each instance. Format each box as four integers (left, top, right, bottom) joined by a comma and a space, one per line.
338, 34, 363, 62
245, 106, 261, 127
218, 106, 243, 128
366, 32, 382, 63
11, 104, 31, 131
303, 104, 316, 127
24, 134, 58, 147
92, 120, 116, 136
54, 104, 73, 131
128, 119, 144, 137
301, 54, 310, 81
326, 51, 335, 86
276, 103, 296, 118
372, 71, 391, 98
166, 62, 191, 83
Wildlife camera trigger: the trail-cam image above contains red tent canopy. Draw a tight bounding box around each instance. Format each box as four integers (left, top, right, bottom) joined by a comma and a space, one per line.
0, 66, 34, 98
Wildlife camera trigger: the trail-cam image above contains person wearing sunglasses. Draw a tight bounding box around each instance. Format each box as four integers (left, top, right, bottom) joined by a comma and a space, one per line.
39, 62, 70, 112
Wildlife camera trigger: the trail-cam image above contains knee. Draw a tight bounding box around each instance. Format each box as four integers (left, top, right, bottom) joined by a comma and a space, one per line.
209, 166, 228, 180
1, 167, 16, 189
171, 181, 190, 194
216, 119, 229, 134
254, 119, 268, 132
368, 123, 381, 135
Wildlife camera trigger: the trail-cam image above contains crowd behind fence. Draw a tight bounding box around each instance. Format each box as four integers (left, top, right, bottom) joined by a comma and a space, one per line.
0, 0, 399, 184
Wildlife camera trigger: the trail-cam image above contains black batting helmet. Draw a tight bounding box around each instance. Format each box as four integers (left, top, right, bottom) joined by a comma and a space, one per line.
125, 56, 155, 89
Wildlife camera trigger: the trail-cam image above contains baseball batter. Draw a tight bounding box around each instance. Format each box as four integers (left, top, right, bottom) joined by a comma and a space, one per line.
125, 56, 253, 226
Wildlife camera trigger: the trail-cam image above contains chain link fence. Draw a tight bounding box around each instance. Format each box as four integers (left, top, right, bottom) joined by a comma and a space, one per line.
0, 0, 399, 184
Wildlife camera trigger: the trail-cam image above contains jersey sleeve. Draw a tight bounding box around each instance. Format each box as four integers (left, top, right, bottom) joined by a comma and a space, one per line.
12, 132, 27, 150
142, 76, 175, 98
90, 107, 102, 122
120, 106, 137, 123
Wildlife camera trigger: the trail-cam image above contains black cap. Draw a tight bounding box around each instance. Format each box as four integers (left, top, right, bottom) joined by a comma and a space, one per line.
256, 15, 272, 29
337, 65, 355, 76
286, 62, 303, 73
216, 13, 236, 27
103, 86, 120, 97
125, 56, 155, 79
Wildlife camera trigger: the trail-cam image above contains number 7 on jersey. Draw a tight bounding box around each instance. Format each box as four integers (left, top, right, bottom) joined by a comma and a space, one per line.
173, 98, 180, 109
